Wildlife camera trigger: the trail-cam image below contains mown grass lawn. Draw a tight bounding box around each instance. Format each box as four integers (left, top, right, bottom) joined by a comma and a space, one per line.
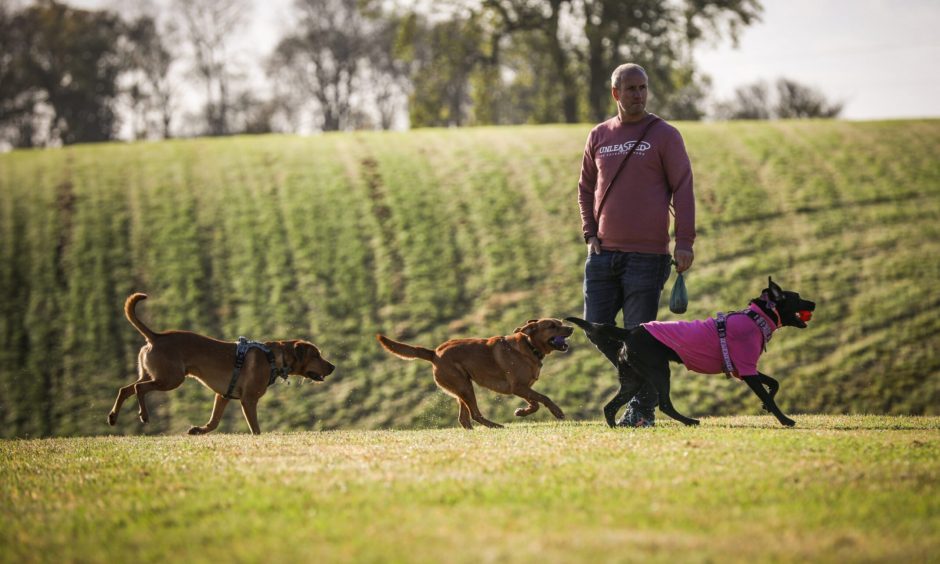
2, 121, 939, 437
2, 415, 937, 563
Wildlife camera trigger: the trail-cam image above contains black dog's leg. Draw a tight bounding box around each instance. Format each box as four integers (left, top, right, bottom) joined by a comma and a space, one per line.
757, 373, 779, 411
644, 368, 699, 426
603, 362, 643, 427
566, 317, 645, 426
745, 373, 795, 427
627, 328, 699, 427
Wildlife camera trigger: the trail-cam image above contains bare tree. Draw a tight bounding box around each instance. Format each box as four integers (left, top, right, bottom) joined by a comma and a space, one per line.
269, 0, 404, 132
713, 81, 772, 120
714, 77, 842, 120
123, 14, 177, 139
366, 9, 410, 130
228, 91, 281, 134
775, 78, 843, 118
173, 0, 249, 136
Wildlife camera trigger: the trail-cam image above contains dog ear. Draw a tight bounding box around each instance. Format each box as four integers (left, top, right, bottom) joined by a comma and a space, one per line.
513, 319, 540, 335
293, 341, 307, 364
767, 276, 784, 301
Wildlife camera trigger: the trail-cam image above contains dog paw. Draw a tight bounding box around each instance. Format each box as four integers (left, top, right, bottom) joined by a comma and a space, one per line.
781, 418, 796, 427
686, 419, 700, 426
107, 413, 117, 426
138, 413, 148, 424
603, 407, 618, 427
187, 426, 205, 435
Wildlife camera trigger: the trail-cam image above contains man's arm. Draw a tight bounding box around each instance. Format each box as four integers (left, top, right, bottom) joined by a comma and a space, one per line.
578, 132, 599, 246
663, 130, 695, 272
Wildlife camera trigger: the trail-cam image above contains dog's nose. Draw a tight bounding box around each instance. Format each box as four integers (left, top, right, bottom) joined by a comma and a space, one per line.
325, 363, 335, 375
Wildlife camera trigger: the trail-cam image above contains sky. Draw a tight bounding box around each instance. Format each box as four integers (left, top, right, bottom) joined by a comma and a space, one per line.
696, 0, 940, 120
65, 0, 940, 122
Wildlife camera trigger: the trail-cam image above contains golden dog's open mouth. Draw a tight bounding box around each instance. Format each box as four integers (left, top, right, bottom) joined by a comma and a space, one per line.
305, 372, 326, 382
549, 335, 570, 352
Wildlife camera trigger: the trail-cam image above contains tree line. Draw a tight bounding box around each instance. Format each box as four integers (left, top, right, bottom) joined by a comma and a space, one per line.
0, 0, 843, 148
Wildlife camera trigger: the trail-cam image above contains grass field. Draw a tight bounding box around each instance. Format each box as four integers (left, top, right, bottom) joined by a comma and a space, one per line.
0, 120, 939, 438
1, 415, 937, 563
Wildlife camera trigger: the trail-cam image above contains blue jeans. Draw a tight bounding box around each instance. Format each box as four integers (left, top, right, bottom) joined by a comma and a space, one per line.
583, 251, 672, 418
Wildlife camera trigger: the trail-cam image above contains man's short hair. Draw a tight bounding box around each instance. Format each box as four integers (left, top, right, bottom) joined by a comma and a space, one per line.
611, 63, 648, 89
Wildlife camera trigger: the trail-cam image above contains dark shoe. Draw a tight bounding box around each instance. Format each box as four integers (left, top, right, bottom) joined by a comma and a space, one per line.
617, 407, 655, 428
616, 407, 636, 427
632, 415, 655, 428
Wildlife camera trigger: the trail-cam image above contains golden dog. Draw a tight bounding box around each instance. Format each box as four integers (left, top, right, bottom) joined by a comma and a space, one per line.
377, 319, 574, 428
108, 293, 334, 434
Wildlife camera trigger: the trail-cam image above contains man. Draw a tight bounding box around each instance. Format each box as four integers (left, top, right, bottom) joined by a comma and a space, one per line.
577, 63, 696, 427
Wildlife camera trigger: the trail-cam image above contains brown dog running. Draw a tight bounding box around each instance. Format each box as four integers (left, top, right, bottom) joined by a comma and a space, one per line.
377, 319, 574, 429
108, 293, 335, 435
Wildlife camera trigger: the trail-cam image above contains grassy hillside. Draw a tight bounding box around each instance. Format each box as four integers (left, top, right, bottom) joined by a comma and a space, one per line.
0, 120, 938, 437
1, 417, 937, 563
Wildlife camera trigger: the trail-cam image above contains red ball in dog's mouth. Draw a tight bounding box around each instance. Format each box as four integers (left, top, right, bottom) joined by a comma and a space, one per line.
798, 310, 813, 322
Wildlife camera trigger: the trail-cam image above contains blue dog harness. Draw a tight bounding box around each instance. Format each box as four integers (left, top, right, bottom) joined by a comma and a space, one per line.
224, 337, 291, 399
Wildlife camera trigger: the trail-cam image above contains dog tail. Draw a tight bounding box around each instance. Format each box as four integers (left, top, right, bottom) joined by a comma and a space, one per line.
565, 316, 633, 343
376, 334, 435, 362
565, 316, 593, 333
125, 293, 158, 342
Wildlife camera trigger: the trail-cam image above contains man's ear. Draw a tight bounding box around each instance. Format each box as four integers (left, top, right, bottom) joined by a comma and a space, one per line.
767, 276, 784, 301
514, 319, 540, 335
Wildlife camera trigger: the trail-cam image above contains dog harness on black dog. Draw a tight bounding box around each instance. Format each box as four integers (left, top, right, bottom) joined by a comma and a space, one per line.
224, 337, 291, 400
716, 308, 774, 378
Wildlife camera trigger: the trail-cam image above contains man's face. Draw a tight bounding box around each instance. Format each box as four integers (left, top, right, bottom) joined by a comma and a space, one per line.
612, 71, 648, 117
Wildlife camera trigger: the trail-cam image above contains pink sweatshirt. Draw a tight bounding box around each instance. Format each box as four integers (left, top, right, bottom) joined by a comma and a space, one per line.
642, 304, 778, 378
578, 113, 695, 254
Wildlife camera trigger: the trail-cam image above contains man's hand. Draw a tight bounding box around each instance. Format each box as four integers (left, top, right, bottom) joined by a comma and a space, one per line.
587, 236, 602, 255
674, 249, 693, 273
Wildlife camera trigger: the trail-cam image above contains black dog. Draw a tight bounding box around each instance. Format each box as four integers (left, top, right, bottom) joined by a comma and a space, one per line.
568, 277, 815, 428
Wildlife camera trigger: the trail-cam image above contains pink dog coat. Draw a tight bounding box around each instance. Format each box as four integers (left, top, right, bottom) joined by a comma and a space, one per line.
642, 303, 778, 378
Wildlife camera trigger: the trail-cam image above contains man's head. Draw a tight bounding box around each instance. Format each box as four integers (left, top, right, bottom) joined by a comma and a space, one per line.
611, 63, 648, 121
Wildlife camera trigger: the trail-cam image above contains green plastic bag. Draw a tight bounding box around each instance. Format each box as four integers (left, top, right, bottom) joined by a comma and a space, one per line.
669, 269, 688, 314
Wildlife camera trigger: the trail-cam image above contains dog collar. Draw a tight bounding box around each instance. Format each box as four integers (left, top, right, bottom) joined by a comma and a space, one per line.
756, 293, 783, 327
270, 348, 292, 384
519, 336, 545, 364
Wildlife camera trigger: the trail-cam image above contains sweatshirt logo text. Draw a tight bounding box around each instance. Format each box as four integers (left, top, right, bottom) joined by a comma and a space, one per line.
598, 141, 651, 156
